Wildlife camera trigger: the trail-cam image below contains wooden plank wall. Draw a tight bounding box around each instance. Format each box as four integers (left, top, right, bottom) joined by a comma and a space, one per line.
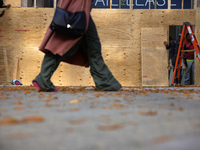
0, 7, 196, 86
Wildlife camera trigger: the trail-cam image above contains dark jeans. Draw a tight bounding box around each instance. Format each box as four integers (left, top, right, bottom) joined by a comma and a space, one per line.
171, 58, 182, 84
33, 16, 121, 91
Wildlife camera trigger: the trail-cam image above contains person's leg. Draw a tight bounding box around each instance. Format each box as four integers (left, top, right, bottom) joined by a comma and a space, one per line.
84, 16, 121, 91
184, 61, 192, 85
191, 61, 195, 85
33, 40, 82, 91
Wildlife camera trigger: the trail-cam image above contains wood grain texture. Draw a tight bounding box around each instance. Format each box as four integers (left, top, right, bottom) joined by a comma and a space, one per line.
141, 28, 168, 86
4, 0, 21, 8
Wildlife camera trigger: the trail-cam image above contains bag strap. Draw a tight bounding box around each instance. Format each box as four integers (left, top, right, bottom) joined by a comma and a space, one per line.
59, 0, 85, 11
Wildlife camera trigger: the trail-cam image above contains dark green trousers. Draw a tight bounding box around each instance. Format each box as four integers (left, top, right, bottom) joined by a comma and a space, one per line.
33, 16, 121, 91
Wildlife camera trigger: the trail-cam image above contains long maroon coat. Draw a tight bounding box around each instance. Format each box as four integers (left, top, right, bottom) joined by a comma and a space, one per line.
39, 0, 92, 67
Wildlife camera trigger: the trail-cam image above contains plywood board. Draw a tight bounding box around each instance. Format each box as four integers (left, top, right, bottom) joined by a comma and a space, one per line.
141, 28, 168, 86
4, 0, 21, 8
195, 7, 200, 85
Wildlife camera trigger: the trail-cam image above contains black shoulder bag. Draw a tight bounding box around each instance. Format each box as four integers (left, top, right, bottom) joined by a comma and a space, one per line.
50, 0, 86, 37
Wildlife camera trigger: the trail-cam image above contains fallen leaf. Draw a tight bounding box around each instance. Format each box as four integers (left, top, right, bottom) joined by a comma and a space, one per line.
194, 123, 200, 128
140, 93, 149, 96
69, 118, 87, 125
112, 103, 123, 109
22, 115, 45, 123
139, 110, 157, 116
24, 91, 31, 95
14, 107, 25, 110
77, 87, 86, 90
46, 103, 59, 107
166, 97, 175, 99
129, 121, 139, 126
102, 106, 112, 110
46, 94, 53, 98
66, 127, 73, 133
44, 99, 51, 102
152, 135, 172, 144
69, 99, 81, 104
70, 108, 79, 112
0, 117, 19, 125
53, 97, 58, 100
39, 94, 45, 98
90, 105, 97, 108
170, 103, 174, 107
0, 97, 10, 100
183, 93, 190, 97
178, 107, 183, 111
13, 101, 23, 105
174, 107, 184, 111
94, 94, 101, 97
168, 112, 173, 116
97, 124, 124, 131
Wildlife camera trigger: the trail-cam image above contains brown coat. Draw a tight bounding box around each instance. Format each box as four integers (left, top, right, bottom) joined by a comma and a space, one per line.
39, 0, 92, 67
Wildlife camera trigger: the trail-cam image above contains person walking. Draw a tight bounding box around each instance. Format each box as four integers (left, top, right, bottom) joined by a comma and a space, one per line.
184, 33, 195, 85
32, 0, 122, 92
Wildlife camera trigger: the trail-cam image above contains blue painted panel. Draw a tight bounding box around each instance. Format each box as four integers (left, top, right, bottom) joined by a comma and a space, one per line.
92, 0, 110, 9
111, 0, 130, 9
171, 0, 182, 9
121, 0, 130, 9
183, 0, 191, 9
150, 0, 168, 9
112, 0, 119, 9
133, 0, 149, 9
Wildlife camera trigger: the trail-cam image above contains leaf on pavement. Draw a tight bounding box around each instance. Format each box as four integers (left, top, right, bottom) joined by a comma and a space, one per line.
90, 105, 97, 108
13, 101, 23, 105
70, 108, 79, 112
69, 99, 81, 104
139, 110, 157, 116
167, 111, 172, 116
24, 91, 31, 95
46, 103, 59, 107
69, 118, 87, 125
140, 93, 149, 96
22, 115, 45, 123
183, 93, 190, 97
0, 117, 19, 125
112, 103, 123, 109
97, 124, 124, 131
152, 135, 172, 144
44, 99, 51, 102
14, 107, 25, 110
0, 96, 10, 100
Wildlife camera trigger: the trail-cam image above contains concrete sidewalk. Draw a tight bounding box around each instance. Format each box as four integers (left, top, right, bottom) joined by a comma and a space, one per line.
0, 86, 200, 150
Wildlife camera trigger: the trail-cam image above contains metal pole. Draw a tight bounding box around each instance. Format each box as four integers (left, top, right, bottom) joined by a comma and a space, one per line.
154, 0, 157, 9
34, 0, 36, 7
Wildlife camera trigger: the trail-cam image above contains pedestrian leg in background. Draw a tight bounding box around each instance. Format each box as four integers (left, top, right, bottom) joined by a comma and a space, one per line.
84, 16, 121, 91
184, 61, 194, 85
